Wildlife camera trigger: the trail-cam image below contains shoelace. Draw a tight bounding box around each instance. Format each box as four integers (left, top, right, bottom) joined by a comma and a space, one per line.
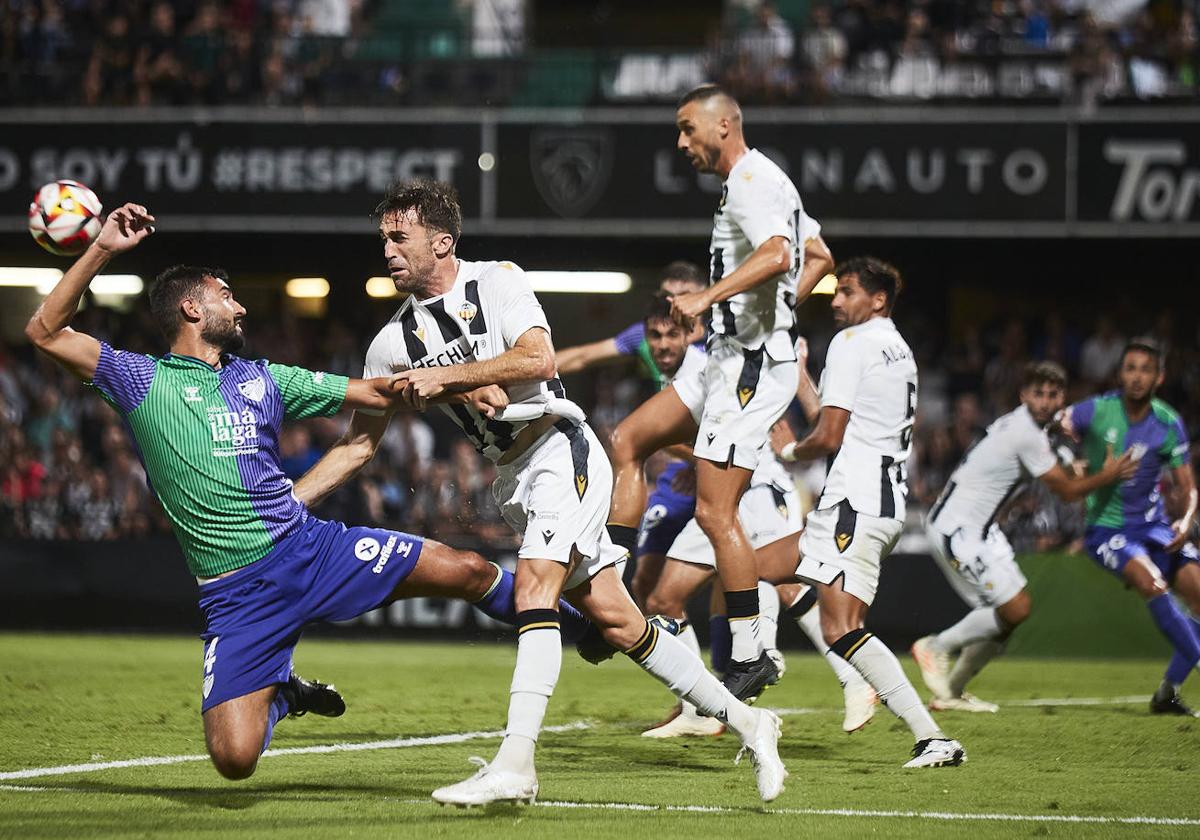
465, 756, 490, 779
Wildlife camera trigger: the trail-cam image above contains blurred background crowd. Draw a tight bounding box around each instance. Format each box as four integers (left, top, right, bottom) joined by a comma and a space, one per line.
2, 0, 1197, 107
3, 292, 1198, 556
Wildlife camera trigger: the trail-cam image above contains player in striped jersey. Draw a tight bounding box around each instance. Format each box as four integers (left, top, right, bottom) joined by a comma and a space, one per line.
913, 362, 1137, 712
296, 181, 786, 805
608, 84, 834, 704
23, 203, 549, 783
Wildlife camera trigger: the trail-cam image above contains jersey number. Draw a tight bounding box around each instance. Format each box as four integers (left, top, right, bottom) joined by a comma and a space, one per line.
900, 381, 916, 450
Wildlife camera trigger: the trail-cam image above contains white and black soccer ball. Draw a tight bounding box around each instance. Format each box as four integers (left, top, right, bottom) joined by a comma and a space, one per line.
28, 180, 104, 256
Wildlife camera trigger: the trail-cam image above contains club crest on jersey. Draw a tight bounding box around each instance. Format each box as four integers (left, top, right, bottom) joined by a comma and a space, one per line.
457, 301, 478, 323
237, 376, 265, 402
738, 386, 755, 408
182, 386, 202, 403
575, 473, 588, 499
835, 531, 853, 553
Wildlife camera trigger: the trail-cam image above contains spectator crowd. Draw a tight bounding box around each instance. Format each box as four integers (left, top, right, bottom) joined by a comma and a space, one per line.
3, 290, 1200, 560
2, 0, 1198, 106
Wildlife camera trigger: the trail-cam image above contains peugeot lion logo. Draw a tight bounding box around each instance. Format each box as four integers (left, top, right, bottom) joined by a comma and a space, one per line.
530, 129, 614, 218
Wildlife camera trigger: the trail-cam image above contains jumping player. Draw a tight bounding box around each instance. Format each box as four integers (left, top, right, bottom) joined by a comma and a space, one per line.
1061, 338, 1200, 715
774, 257, 966, 768
607, 84, 834, 701
23, 203, 533, 782
913, 362, 1137, 711
297, 181, 786, 806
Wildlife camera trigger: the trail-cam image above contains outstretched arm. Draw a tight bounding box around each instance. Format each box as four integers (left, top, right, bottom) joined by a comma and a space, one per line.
293, 410, 392, 507
25, 203, 155, 380
1038, 445, 1137, 503
389, 328, 555, 406
670, 236, 792, 320
777, 406, 850, 464
556, 337, 627, 375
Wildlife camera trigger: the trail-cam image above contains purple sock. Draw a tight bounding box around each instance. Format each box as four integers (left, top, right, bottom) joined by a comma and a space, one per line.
262, 690, 289, 754
1166, 615, 1200, 684
474, 564, 589, 642
709, 614, 732, 673
1148, 594, 1200, 679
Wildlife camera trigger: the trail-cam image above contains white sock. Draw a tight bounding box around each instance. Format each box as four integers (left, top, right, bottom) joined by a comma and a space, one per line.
948, 639, 1005, 696
492, 616, 562, 774
835, 631, 943, 742
796, 606, 866, 689
675, 620, 702, 717
627, 621, 756, 734
727, 587, 763, 662
933, 608, 1003, 655
757, 580, 780, 650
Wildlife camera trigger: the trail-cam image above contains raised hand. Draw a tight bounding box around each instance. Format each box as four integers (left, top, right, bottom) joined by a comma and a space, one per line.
95, 203, 156, 255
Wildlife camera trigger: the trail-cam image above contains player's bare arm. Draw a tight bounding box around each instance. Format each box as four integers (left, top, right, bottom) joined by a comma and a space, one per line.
556, 337, 624, 375
795, 235, 835, 302
24, 203, 156, 380
778, 406, 850, 464
1165, 462, 1197, 552
293, 410, 393, 506
670, 236, 792, 320
392, 327, 555, 403
1038, 444, 1137, 502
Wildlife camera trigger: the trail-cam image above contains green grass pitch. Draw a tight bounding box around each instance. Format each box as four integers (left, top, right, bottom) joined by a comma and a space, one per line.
1, 632, 1197, 839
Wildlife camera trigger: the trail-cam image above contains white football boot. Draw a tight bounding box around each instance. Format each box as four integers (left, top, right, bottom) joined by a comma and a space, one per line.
431, 757, 538, 807
733, 708, 788, 802
642, 702, 726, 738
765, 647, 787, 681
910, 636, 954, 700
841, 680, 878, 733
903, 738, 967, 769
930, 692, 999, 713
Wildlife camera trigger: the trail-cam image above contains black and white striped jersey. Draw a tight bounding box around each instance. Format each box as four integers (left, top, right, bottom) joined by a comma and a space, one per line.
363, 259, 580, 463
708, 148, 818, 362
816, 317, 918, 520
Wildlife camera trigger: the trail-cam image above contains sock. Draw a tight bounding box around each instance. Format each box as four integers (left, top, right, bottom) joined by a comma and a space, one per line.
1168, 614, 1200, 685
625, 620, 755, 735
1147, 594, 1200, 676
757, 581, 780, 650
793, 604, 864, 688
607, 524, 638, 557
784, 585, 818, 621
261, 690, 290, 754
473, 563, 590, 643
672, 620, 703, 717
831, 629, 943, 742
491, 609, 562, 775
725, 588, 762, 662
947, 639, 1005, 697
709, 614, 732, 673
932, 607, 1005, 655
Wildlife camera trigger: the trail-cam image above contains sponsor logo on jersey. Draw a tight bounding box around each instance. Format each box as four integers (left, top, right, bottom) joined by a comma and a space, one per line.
530, 128, 614, 218
371, 535, 399, 574
457, 301, 478, 323
410, 338, 483, 369
237, 376, 266, 402
354, 537, 381, 561
183, 386, 202, 402
541, 529, 555, 544
314, 371, 326, 384
208, 406, 260, 456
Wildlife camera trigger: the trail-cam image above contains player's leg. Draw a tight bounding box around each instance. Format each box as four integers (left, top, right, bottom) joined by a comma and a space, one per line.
778, 581, 877, 732
1152, 553, 1200, 714
1121, 552, 1200, 678
942, 591, 1031, 703
607, 385, 698, 556
566, 566, 787, 801
631, 552, 667, 608
385, 539, 589, 642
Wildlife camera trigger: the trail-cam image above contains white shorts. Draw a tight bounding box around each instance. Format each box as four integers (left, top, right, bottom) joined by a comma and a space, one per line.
926, 521, 1026, 608
796, 501, 902, 606
674, 336, 799, 471
666, 480, 802, 568
492, 421, 624, 591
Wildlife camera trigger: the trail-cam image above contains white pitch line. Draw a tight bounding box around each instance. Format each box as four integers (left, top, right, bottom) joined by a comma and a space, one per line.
532, 800, 1200, 826
0, 721, 589, 782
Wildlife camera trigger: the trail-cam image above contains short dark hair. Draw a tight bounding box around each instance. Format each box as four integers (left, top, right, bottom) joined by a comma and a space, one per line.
148, 265, 227, 342
834, 256, 903, 312
1022, 360, 1067, 390
660, 260, 704, 287
1122, 336, 1163, 369
373, 179, 462, 243
644, 292, 678, 327
677, 83, 737, 109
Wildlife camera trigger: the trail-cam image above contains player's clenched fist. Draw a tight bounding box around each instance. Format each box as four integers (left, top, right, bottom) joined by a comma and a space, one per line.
669, 289, 712, 322
95, 203, 156, 255
467, 385, 508, 418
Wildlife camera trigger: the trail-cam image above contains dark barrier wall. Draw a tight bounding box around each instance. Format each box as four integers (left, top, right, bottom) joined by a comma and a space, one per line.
0, 539, 1169, 658
3, 108, 1200, 238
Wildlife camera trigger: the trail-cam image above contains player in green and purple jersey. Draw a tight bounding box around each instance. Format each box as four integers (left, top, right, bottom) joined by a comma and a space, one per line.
22, 203, 573, 781
1063, 338, 1200, 716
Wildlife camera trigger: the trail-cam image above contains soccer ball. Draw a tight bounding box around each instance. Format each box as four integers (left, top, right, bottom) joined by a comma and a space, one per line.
28, 180, 104, 256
